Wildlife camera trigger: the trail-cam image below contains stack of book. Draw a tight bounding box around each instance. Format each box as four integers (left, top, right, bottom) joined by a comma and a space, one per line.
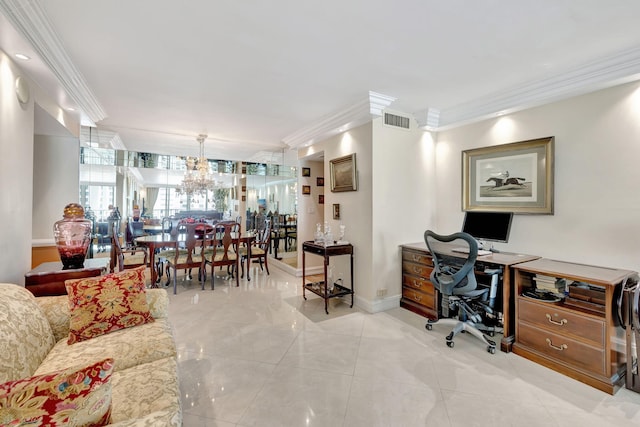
533, 274, 566, 297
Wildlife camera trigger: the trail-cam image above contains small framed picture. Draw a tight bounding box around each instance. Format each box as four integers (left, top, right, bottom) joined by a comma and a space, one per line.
301, 167, 311, 177
242, 185, 246, 192
316, 177, 324, 186
241, 195, 246, 201
302, 185, 311, 195
319, 194, 324, 204
333, 203, 340, 220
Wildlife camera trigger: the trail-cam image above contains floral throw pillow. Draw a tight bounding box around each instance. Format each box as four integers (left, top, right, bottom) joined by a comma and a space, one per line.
0, 358, 114, 426
65, 266, 154, 344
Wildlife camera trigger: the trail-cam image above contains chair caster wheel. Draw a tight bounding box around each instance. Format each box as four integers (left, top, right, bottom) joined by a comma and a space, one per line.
487, 346, 496, 354
487, 331, 495, 337
446, 340, 454, 348
446, 332, 454, 341
425, 323, 433, 331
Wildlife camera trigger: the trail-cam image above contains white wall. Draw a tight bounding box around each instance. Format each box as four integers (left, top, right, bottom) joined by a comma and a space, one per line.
1, 48, 80, 284
0, 49, 34, 284
435, 80, 640, 271
299, 124, 374, 306
371, 119, 435, 310
33, 135, 80, 239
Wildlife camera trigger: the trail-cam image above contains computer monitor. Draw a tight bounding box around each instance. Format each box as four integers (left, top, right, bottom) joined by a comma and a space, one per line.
462, 211, 513, 243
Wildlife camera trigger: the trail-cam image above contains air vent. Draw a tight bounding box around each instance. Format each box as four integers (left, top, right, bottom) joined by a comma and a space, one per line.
384, 112, 410, 129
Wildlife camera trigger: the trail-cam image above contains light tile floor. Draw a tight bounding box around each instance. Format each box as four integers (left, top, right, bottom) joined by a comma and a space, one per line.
165, 263, 640, 426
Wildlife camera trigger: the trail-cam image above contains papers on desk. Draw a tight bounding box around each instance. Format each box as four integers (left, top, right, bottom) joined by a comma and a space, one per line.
452, 247, 492, 256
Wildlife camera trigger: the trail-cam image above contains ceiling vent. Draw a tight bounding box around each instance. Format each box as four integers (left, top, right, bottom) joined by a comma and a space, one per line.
383, 112, 411, 130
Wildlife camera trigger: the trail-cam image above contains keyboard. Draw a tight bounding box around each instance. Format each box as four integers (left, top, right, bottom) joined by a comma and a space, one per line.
452, 247, 492, 256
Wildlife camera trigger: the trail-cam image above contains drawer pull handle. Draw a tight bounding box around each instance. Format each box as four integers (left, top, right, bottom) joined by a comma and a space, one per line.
545, 314, 568, 326
545, 338, 568, 351
413, 294, 422, 302
413, 255, 421, 262
412, 267, 422, 274
412, 280, 422, 288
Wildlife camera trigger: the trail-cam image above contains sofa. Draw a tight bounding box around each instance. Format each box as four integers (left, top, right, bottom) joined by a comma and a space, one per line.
0, 270, 182, 426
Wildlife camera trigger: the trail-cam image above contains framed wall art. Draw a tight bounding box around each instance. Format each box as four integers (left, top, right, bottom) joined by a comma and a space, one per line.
330, 153, 357, 192
301, 167, 311, 177
333, 203, 340, 220
462, 136, 554, 214
319, 194, 324, 204
317, 177, 324, 186
302, 185, 311, 195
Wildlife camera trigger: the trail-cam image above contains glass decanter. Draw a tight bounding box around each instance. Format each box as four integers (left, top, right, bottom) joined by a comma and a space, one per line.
314, 223, 324, 244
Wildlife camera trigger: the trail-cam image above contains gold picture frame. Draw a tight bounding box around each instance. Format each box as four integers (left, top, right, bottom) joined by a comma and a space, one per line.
330, 153, 357, 192
462, 137, 554, 214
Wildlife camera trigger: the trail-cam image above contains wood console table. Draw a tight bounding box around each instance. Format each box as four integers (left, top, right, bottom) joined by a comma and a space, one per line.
25, 257, 110, 296
302, 241, 354, 314
400, 242, 539, 352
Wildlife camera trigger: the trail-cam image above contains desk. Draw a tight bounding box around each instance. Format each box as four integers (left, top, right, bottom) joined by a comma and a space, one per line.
25, 258, 110, 296
302, 241, 354, 314
136, 233, 254, 286
400, 242, 539, 352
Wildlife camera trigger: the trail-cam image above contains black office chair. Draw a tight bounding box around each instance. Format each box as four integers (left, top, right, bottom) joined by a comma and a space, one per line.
424, 230, 498, 354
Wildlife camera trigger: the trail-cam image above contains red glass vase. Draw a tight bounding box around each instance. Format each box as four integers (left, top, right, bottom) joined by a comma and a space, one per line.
53, 203, 92, 269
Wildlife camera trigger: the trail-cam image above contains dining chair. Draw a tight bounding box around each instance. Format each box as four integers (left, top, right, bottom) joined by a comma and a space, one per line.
239, 219, 271, 278
285, 215, 297, 251
126, 219, 146, 249
164, 222, 205, 294
203, 221, 240, 289
110, 223, 148, 273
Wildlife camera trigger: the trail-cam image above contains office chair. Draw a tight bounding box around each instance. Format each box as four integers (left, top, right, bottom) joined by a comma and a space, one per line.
423, 230, 498, 354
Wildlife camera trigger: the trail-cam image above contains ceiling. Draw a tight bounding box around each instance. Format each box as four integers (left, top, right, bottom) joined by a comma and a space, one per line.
3, 0, 640, 163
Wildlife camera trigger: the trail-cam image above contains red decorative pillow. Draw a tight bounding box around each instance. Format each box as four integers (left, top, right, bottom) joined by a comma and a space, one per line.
65, 266, 154, 344
0, 358, 114, 426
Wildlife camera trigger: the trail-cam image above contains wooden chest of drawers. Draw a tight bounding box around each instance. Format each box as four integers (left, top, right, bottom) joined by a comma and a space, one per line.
400, 246, 438, 319
517, 299, 606, 375
513, 258, 633, 394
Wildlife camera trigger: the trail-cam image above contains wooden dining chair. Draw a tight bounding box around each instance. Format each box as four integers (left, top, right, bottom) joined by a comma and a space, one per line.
239, 219, 271, 278
164, 222, 205, 294
203, 221, 240, 289
110, 223, 148, 273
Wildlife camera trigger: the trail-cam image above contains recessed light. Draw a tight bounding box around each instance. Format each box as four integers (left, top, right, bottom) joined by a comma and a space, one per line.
15, 53, 30, 60
66, 107, 76, 111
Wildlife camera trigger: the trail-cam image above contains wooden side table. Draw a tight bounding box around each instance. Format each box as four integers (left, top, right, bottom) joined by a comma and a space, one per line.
25, 258, 110, 296
302, 241, 354, 314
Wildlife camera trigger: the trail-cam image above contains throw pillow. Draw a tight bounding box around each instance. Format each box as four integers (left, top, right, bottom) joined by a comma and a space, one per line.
0, 358, 114, 426
65, 266, 154, 344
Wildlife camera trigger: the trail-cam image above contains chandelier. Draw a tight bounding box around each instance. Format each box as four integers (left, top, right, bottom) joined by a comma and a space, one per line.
176, 134, 219, 197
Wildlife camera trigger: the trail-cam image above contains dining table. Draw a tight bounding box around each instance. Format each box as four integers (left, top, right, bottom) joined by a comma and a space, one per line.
136, 232, 255, 287
142, 224, 164, 235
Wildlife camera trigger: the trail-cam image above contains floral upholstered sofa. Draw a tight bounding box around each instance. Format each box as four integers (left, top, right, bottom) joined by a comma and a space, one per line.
0, 267, 181, 426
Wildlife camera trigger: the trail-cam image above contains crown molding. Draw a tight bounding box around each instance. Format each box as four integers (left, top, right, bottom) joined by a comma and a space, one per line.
435, 45, 640, 130
283, 91, 396, 148
80, 126, 124, 150
0, 0, 107, 123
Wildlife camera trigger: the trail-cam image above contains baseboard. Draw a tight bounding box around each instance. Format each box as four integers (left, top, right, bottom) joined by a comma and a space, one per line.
355, 293, 401, 313
270, 257, 324, 277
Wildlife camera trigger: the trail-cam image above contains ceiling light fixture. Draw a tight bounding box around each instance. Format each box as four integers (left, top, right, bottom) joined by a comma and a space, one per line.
175, 134, 220, 198
14, 53, 30, 60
